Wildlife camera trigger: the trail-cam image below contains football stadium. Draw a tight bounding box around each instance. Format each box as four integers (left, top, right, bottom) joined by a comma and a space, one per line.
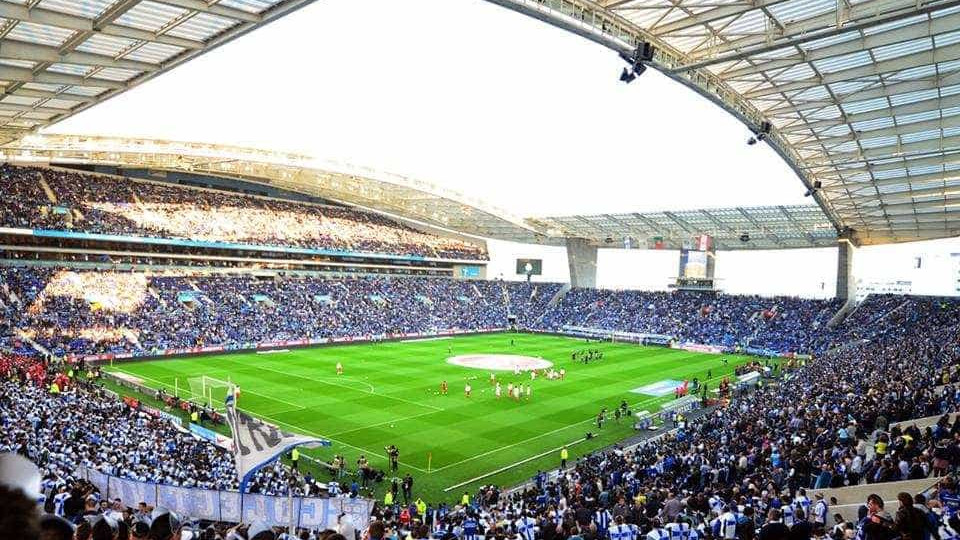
2, 1, 960, 540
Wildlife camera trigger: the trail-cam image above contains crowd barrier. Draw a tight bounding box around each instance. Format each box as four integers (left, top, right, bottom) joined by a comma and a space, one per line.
75, 467, 374, 530
660, 395, 701, 418
29, 228, 486, 264
72, 327, 509, 364
557, 326, 674, 345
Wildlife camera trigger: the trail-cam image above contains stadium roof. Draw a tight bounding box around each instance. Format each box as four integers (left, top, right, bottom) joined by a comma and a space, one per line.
1, 0, 958, 249
0, 0, 312, 142
3, 134, 836, 250
483, 0, 960, 246
530, 206, 837, 250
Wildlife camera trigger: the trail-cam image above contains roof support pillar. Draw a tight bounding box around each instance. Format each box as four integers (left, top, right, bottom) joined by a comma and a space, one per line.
836, 235, 857, 302
566, 237, 597, 289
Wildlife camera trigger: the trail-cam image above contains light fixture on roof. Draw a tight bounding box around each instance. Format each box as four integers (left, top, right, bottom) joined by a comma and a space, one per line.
618, 42, 654, 83
747, 120, 773, 146
803, 180, 823, 197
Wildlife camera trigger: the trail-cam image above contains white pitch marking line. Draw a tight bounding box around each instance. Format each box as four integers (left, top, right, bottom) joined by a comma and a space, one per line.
114, 370, 310, 413
109, 369, 430, 473
434, 370, 734, 473
443, 437, 588, 492
327, 409, 442, 438
223, 358, 445, 412
251, 411, 430, 474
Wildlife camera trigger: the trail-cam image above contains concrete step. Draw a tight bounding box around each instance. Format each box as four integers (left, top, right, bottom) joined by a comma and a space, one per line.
38, 176, 58, 204
810, 477, 940, 506
535, 284, 571, 326
890, 412, 959, 432
15, 331, 51, 357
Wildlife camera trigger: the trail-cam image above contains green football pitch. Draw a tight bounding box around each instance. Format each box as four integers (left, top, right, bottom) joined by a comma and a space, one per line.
105, 333, 757, 502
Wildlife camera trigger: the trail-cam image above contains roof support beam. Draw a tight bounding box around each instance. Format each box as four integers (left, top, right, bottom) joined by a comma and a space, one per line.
691, 0, 949, 59
745, 41, 960, 99
796, 114, 960, 149
763, 76, 960, 117
96, 0, 144, 27
777, 205, 819, 245
805, 133, 960, 166
822, 152, 960, 176
0, 3, 203, 50
696, 209, 736, 249
0, 103, 70, 115
152, 0, 262, 23
735, 207, 786, 247
645, 0, 793, 36
781, 92, 960, 134
0, 66, 124, 88
830, 170, 960, 192
707, 8, 960, 78
0, 39, 157, 72
856, 198, 960, 213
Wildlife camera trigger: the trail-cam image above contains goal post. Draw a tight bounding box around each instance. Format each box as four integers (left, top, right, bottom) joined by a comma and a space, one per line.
187, 375, 234, 410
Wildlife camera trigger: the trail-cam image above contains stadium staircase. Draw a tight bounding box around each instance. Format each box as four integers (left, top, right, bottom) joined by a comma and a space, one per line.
532, 284, 570, 326
470, 283, 485, 303
15, 331, 52, 358
890, 412, 959, 432
147, 287, 165, 306
1, 284, 19, 306
874, 298, 912, 326
38, 176, 58, 204
811, 477, 941, 522
827, 297, 857, 328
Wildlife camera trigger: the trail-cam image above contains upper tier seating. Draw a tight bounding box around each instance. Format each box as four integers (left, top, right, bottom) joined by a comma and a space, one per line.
0, 164, 487, 260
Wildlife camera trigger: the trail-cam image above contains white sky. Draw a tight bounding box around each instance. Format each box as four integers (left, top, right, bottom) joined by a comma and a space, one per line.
48, 0, 809, 217
45, 0, 960, 295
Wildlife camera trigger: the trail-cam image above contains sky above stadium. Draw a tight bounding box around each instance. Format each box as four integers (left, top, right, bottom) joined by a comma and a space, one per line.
48, 0, 811, 217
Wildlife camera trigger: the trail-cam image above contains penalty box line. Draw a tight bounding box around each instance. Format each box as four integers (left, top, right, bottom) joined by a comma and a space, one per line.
110, 369, 430, 473
220, 358, 446, 412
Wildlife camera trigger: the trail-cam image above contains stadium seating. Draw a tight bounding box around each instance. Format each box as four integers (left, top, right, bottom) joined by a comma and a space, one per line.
4, 261, 960, 539
537, 288, 844, 354
0, 266, 564, 357
0, 164, 487, 260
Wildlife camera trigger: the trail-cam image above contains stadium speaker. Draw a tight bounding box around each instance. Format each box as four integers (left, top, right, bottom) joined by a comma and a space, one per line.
637, 42, 655, 62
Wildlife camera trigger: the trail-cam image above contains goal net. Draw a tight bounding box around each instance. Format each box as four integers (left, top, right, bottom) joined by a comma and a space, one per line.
187, 375, 234, 410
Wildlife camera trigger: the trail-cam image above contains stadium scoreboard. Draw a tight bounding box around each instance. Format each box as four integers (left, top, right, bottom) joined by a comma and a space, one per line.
674, 235, 716, 291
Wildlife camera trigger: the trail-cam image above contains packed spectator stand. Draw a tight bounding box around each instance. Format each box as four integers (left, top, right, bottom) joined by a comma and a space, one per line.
2, 169, 960, 539
0, 164, 488, 261
538, 289, 844, 355
3, 281, 960, 539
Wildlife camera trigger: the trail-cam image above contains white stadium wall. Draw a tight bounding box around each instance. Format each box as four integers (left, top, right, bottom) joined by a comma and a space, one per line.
854, 237, 960, 297
713, 248, 837, 299
487, 235, 960, 297
596, 249, 679, 291
485, 238, 571, 283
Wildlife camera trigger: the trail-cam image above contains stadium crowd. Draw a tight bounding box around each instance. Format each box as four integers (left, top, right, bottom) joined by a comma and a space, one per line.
2, 267, 960, 539
0, 266, 566, 357
0, 265, 900, 359
538, 289, 844, 354
0, 164, 487, 260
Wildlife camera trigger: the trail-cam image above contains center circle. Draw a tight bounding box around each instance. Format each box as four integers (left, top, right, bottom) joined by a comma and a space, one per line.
447, 354, 554, 371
